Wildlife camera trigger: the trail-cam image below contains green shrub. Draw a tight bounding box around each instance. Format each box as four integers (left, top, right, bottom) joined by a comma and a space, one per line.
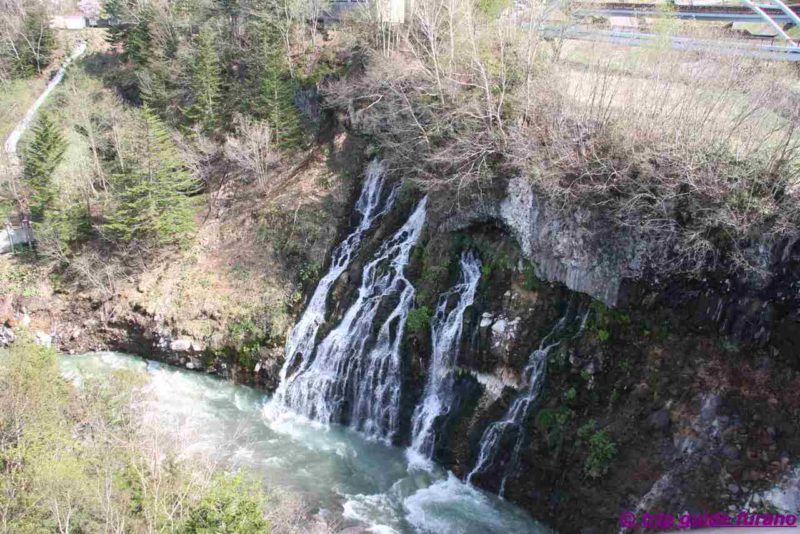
577, 419, 597, 441
406, 306, 432, 334
535, 406, 573, 448
584, 429, 617, 478
522, 264, 542, 291
477, 0, 512, 17
299, 261, 321, 284
183, 473, 270, 533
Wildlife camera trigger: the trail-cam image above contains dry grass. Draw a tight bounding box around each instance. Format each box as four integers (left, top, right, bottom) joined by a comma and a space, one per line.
0, 75, 46, 142
125, 151, 349, 346
513, 40, 800, 274
327, 0, 800, 278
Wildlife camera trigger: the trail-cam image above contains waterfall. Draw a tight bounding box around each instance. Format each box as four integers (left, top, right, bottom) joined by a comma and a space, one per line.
274, 161, 397, 402
276, 196, 428, 443
468, 303, 588, 496
408, 251, 482, 465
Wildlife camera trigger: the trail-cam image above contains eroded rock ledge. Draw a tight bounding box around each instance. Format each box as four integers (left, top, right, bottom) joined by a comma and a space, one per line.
437, 175, 800, 347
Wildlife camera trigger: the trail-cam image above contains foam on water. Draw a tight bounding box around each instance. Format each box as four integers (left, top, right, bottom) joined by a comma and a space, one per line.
403, 473, 552, 534
59, 352, 548, 533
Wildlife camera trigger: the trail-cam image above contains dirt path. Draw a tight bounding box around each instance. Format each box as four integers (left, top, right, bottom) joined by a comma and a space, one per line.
1, 41, 86, 253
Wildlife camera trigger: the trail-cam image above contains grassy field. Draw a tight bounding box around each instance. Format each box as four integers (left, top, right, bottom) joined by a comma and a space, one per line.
0, 76, 47, 144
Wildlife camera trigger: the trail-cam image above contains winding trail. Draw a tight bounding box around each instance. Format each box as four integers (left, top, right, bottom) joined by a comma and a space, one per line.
4, 41, 87, 166
1, 41, 86, 254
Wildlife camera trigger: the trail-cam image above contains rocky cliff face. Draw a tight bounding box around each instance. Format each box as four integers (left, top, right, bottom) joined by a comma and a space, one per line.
441, 175, 633, 306
437, 175, 800, 352
397, 215, 800, 534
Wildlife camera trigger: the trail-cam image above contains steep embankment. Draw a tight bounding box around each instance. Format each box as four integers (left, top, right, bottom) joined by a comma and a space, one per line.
2, 131, 363, 387
0, 39, 369, 386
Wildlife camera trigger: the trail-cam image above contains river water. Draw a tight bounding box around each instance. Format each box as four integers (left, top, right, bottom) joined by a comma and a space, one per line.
59, 352, 550, 534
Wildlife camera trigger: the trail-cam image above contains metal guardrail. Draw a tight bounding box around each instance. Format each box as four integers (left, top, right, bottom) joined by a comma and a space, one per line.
574, 2, 799, 18
573, 7, 798, 22
742, 0, 800, 46
543, 26, 800, 59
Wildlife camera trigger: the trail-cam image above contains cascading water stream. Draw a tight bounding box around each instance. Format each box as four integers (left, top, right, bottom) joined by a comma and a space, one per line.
408, 250, 482, 466
468, 303, 589, 496
275, 196, 428, 443
274, 160, 397, 403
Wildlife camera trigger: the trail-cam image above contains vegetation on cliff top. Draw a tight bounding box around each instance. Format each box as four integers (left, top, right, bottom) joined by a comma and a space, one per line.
326, 0, 800, 277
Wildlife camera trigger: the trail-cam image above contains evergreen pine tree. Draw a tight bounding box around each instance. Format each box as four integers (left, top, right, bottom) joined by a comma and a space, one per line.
104, 0, 130, 48
124, 8, 153, 66
14, 11, 56, 76
139, 61, 172, 115
258, 41, 303, 149
104, 107, 200, 245
186, 29, 223, 133
23, 113, 66, 221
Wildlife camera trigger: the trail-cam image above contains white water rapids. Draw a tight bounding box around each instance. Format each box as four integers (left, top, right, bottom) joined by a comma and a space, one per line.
59, 352, 550, 534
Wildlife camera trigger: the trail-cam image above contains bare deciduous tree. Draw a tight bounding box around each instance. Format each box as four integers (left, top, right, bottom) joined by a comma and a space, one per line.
224, 115, 280, 193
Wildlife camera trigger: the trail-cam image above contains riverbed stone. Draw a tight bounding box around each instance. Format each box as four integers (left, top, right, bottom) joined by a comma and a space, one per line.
170, 338, 193, 352
34, 331, 52, 348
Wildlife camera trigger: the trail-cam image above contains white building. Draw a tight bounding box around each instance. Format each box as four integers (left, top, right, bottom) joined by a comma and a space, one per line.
51, 14, 87, 30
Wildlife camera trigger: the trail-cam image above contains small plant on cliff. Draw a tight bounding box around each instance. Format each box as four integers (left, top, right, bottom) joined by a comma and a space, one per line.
581, 426, 617, 479
406, 306, 432, 335
227, 317, 267, 367
596, 328, 610, 342
521, 264, 542, 292
299, 260, 321, 284
535, 406, 573, 449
